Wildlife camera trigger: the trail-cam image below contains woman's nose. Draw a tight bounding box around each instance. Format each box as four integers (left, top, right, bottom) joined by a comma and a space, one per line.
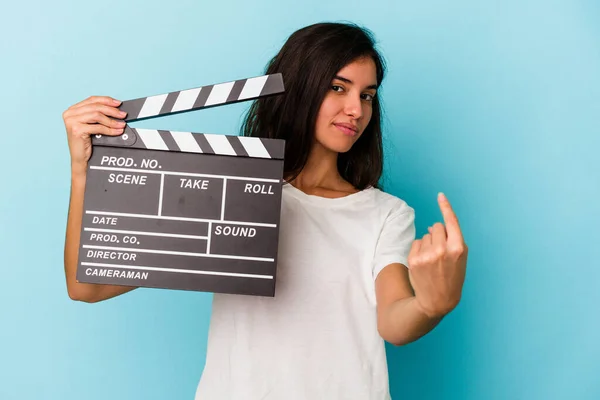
344, 94, 363, 119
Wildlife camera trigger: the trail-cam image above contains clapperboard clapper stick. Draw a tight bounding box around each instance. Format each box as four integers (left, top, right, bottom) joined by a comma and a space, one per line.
76, 73, 286, 297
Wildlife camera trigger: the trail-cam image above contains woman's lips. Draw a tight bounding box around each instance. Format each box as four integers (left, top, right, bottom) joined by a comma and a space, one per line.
334, 123, 358, 136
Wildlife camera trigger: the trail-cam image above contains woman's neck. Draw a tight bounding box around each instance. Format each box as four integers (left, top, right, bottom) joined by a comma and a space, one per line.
286, 143, 358, 197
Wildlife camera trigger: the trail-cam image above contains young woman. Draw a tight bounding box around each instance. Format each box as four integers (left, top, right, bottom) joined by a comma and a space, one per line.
62, 22, 468, 400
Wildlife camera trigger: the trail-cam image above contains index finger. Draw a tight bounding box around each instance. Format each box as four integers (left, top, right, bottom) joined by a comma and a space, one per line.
70, 95, 122, 110
438, 192, 464, 244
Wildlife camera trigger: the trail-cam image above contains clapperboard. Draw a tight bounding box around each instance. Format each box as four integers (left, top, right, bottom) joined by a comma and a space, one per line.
76, 73, 286, 297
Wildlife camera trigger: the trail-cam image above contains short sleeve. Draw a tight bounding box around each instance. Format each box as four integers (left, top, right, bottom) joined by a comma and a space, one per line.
371, 206, 416, 280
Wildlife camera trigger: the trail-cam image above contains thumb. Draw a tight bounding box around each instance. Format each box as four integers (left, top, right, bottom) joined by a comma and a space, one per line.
407, 239, 421, 269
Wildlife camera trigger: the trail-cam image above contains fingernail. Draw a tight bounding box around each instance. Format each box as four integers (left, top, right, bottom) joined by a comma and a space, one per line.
113, 99, 122, 105
119, 111, 127, 117
439, 192, 447, 201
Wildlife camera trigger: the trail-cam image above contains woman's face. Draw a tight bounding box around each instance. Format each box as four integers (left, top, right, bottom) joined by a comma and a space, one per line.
313, 56, 378, 154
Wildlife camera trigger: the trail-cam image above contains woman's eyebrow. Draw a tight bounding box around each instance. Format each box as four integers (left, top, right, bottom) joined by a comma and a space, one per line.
334, 75, 378, 90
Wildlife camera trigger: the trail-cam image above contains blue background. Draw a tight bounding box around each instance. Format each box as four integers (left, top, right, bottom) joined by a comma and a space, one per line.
1, 0, 599, 399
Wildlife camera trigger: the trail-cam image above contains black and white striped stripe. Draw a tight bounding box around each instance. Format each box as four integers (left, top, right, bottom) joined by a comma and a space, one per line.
120, 73, 284, 122
123, 128, 284, 159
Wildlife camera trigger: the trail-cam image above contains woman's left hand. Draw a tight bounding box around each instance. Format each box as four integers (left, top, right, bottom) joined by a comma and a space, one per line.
407, 193, 469, 319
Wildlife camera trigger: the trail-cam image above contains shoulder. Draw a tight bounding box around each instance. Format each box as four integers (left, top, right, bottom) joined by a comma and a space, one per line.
367, 187, 415, 220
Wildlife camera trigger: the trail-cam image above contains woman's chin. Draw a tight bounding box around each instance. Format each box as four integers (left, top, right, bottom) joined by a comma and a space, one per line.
317, 137, 358, 154
330, 141, 357, 154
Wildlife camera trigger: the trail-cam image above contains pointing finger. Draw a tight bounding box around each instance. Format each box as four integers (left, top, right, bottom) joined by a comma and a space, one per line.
438, 192, 464, 245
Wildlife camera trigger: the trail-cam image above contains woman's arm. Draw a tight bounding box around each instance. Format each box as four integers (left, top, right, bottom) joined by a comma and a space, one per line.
62, 96, 138, 303
64, 170, 136, 303
375, 263, 443, 346
375, 193, 468, 345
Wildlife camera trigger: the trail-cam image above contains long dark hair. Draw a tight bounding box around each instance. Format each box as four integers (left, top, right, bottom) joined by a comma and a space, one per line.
241, 22, 387, 190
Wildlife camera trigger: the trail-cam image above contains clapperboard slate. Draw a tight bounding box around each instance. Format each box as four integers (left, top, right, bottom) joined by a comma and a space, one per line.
76, 73, 286, 297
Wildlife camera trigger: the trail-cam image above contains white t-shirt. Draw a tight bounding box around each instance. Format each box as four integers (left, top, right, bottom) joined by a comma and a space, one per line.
195, 181, 416, 400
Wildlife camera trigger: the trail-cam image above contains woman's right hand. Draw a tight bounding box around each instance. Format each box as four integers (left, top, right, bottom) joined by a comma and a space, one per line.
62, 96, 128, 175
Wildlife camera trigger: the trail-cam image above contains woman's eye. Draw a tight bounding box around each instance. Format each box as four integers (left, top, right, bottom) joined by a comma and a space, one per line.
332, 85, 343, 92
361, 93, 374, 101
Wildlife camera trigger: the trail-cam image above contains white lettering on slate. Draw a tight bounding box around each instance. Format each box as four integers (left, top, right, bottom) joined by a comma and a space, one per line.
92, 216, 118, 225
89, 233, 119, 243
244, 183, 274, 195
140, 159, 159, 169
180, 178, 209, 189
85, 268, 148, 280
100, 156, 135, 167
86, 250, 137, 261
108, 173, 147, 185
122, 236, 139, 244
215, 225, 257, 237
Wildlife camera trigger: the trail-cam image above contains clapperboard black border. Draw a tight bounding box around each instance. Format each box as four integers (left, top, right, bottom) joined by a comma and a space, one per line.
76, 73, 286, 297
